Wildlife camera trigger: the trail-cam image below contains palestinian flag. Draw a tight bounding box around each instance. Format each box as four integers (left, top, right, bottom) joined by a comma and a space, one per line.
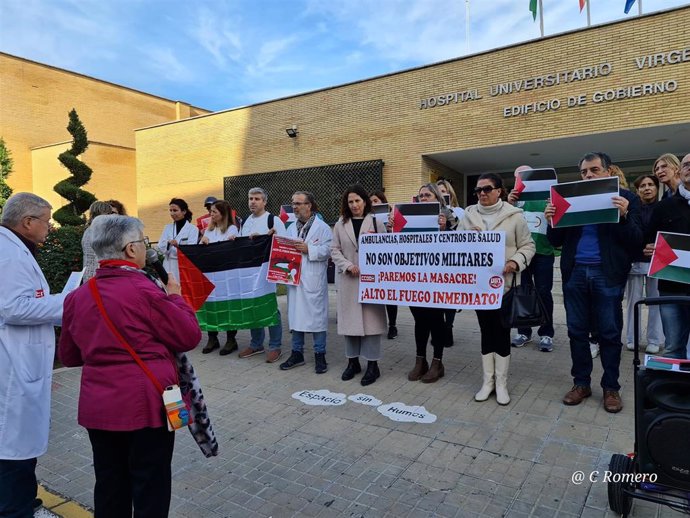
649, 232, 690, 285
392, 202, 439, 232
514, 168, 557, 201
280, 205, 296, 228
372, 203, 389, 229
550, 177, 619, 228
178, 235, 280, 331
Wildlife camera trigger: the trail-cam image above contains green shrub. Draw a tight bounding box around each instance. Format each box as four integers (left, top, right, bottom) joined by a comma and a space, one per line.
37, 225, 85, 293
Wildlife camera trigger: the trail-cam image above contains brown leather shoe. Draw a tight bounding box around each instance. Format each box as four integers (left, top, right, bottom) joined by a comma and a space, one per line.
562, 385, 592, 405
266, 350, 282, 363
407, 356, 429, 381
603, 390, 623, 413
421, 358, 445, 384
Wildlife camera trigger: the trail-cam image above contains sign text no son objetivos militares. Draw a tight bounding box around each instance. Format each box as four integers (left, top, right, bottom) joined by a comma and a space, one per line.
358, 231, 506, 310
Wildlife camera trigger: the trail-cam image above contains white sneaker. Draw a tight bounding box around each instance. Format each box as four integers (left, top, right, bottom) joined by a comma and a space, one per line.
625, 343, 634, 351
590, 341, 599, 359
646, 343, 660, 354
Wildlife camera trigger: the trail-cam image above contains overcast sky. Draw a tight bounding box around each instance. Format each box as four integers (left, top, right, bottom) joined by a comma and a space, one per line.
1, 0, 687, 111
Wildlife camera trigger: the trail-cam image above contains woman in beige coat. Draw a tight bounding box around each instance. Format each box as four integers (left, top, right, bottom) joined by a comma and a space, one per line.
458, 173, 535, 405
331, 184, 387, 386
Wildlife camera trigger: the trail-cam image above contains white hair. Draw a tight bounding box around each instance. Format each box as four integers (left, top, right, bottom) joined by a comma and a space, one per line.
1, 193, 52, 227
90, 215, 144, 260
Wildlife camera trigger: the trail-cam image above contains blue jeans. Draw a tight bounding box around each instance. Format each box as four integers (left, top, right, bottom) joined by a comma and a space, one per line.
518, 253, 555, 338
249, 310, 283, 351
0, 457, 37, 518
659, 291, 690, 359
563, 264, 625, 390
291, 330, 327, 354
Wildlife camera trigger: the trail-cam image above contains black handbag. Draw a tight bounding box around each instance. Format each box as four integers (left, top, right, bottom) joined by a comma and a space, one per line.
500, 276, 549, 329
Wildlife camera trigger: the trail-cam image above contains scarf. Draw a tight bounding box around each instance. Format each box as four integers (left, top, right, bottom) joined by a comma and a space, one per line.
678, 183, 690, 206
295, 214, 316, 240
476, 200, 504, 230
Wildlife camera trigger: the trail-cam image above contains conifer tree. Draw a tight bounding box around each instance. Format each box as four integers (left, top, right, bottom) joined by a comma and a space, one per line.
53, 109, 96, 226
0, 137, 13, 212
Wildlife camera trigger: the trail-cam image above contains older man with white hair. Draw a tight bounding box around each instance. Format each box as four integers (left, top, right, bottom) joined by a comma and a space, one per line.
0, 193, 65, 517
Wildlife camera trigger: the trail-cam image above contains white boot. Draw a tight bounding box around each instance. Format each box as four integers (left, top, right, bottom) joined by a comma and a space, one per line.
494, 354, 511, 405
475, 354, 495, 402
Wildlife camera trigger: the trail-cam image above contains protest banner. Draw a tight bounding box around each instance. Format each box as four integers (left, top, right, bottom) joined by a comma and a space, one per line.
550, 177, 619, 228
514, 168, 557, 201
649, 231, 690, 284
266, 235, 303, 285
358, 231, 506, 309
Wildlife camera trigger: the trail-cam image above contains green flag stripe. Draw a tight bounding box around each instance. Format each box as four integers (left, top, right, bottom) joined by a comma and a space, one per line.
555, 208, 619, 228
652, 265, 690, 285
196, 292, 280, 331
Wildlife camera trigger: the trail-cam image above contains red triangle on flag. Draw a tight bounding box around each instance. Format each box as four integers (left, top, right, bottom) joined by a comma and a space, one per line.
579, 0, 586, 12
550, 187, 571, 227
178, 249, 215, 311
515, 175, 525, 194
392, 207, 408, 233
279, 206, 290, 224
649, 234, 679, 276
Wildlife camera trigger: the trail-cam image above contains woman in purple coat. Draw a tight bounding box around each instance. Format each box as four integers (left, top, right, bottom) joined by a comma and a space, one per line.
59, 215, 201, 518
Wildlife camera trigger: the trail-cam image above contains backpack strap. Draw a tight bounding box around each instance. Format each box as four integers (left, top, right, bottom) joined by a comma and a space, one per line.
268, 213, 274, 230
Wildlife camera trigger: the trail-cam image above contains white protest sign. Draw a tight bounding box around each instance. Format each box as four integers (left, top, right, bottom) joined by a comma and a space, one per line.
347, 394, 382, 406
377, 403, 437, 424
292, 389, 347, 406
358, 231, 506, 309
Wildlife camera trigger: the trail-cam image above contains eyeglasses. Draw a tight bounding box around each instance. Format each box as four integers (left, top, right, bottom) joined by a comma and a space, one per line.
27, 216, 53, 228
121, 237, 150, 251
473, 186, 499, 195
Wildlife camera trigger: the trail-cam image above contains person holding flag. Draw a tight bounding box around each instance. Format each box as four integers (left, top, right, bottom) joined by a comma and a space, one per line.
238, 187, 286, 363
508, 165, 557, 352
156, 198, 199, 281
545, 152, 642, 413
645, 153, 690, 359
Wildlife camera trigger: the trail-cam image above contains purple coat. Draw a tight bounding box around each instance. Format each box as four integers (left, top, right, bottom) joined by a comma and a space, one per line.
59, 267, 201, 431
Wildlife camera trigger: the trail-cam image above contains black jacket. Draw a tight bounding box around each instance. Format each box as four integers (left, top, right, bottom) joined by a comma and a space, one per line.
547, 189, 642, 286
646, 192, 690, 295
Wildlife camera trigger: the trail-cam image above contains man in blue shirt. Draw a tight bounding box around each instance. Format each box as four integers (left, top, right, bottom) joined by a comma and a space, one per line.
546, 152, 642, 413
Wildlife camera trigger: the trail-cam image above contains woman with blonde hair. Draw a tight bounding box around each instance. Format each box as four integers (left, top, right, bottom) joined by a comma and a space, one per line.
200, 200, 240, 355
82, 201, 118, 282
653, 153, 681, 199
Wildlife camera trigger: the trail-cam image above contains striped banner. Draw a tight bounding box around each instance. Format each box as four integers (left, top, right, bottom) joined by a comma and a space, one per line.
392, 202, 440, 232
514, 168, 557, 201
649, 232, 690, 285
550, 177, 619, 228
178, 236, 280, 331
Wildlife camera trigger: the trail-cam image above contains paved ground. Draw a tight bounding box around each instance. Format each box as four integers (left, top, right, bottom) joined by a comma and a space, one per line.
39, 288, 680, 517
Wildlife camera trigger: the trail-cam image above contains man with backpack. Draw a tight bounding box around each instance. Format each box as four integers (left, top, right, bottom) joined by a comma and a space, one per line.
238, 187, 287, 362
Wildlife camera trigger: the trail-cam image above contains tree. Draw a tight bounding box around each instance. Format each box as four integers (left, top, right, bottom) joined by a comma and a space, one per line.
53, 109, 96, 226
0, 137, 13, 213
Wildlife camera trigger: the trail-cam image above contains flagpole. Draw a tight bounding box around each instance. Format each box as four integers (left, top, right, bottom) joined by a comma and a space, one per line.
465, 0, 470, 53
586, 0, 591, 27
539, 0, 544, 37
638, 0, 643, 15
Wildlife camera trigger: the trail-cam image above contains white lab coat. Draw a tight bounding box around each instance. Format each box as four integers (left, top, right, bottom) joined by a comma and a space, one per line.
286, 217, 332, 332
0, 227, 65, 460
156, 221, 199, 281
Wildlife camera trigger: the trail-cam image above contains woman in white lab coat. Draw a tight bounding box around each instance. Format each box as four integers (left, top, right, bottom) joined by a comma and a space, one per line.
156, 198, 199, 281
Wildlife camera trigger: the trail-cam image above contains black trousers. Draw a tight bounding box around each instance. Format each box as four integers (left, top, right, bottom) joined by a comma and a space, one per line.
88, 427, 175, 518
0, 457, 37, 518
386, 305, 398, 327
475, 309, 511, 357
409, 306, 446, 359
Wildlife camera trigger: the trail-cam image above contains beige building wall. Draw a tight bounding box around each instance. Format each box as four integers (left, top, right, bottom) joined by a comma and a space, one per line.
0, 52, 209, 208
135, 8, 690, 238
31, 142, 136, 216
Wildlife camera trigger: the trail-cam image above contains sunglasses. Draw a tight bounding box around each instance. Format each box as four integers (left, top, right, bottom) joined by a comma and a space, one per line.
473, 186, 499, 195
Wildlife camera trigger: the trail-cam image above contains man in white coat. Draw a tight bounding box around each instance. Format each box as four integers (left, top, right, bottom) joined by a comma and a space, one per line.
0, 193, 65, 517
280, 191, 332, 374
